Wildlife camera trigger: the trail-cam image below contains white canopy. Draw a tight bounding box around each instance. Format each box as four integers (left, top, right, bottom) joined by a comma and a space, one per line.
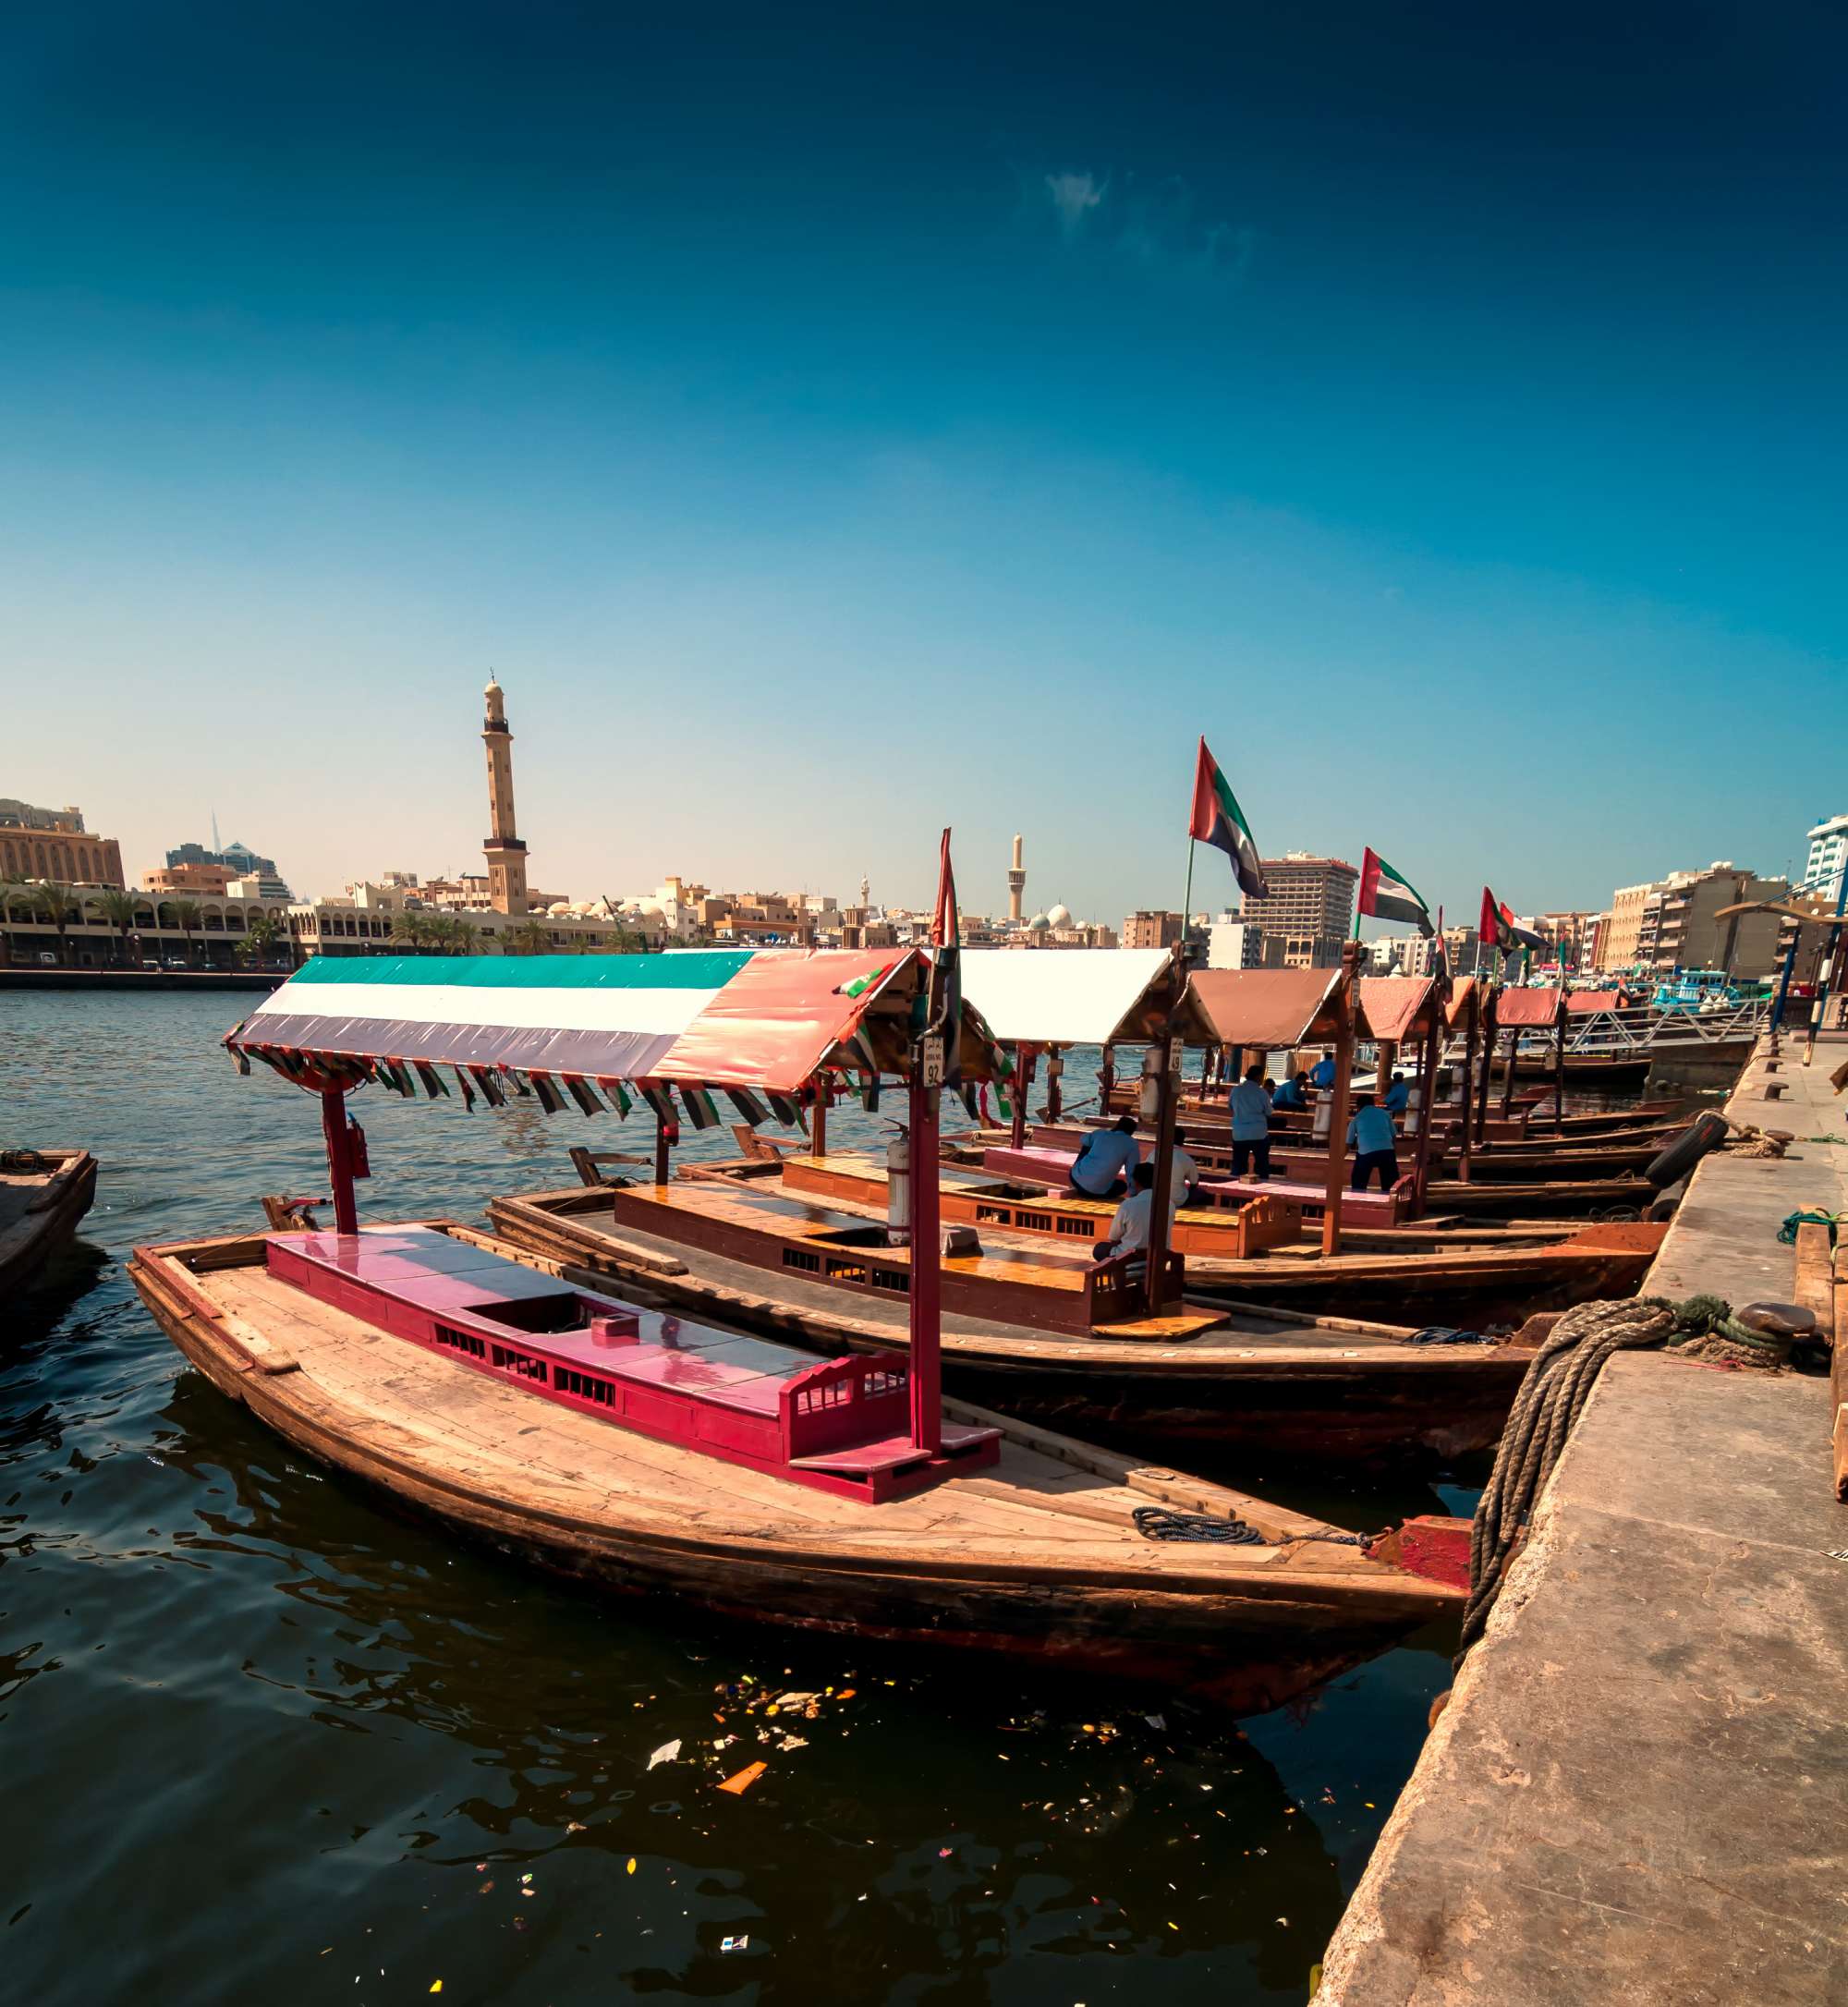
954, 947, 1215, 1047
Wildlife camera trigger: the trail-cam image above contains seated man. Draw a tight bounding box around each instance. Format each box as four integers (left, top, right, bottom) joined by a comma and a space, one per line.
1091, 1161, 1173, 1265
1171, 1125, 1202, 1208
1227, 1064, 1273, 1181
1346, 1093, 1401, 1191
1068, 1114, 1141, 1200
1382, 1070, 1411, 1115
1272, 1071, 1310, 1111
1309, 1052, 1337, 1090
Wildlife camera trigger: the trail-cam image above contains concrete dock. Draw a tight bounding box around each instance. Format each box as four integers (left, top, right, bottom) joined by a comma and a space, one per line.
1319, 1037, 1848, 2005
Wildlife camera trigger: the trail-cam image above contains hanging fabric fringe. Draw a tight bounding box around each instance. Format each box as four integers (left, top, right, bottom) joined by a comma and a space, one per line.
529, 1073, 566, 1115
597, 1076, 632, 1118
564, 1076, 603, 1117
678, 1084, 721, 1130
763, 1089, 798, 1126
724, 1086, 769, 1128
452, 1066, 477, 1112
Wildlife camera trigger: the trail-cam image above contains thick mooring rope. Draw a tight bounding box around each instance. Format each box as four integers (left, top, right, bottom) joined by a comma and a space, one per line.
1455, 1295, 1708, 1663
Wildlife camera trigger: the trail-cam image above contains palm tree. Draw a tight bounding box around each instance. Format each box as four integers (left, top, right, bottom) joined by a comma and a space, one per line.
390, 910, 437, 955
170, 897, 204, 966
435, 916, 480, 955
241, 910, 287, 968
509, 918, 553, 956
25, 881, 82, 966
91, 887, 142, 967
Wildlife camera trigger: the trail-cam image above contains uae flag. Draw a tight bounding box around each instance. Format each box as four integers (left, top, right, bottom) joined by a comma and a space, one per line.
1188, 738, 1267, 899
1479, 885, 1546, 954
1358, 846, 1434, 936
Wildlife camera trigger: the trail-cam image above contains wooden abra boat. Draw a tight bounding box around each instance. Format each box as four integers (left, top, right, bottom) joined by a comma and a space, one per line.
1, 1147, 98, 1299
128, 1219, 1455, 1710
135, 917, 1465, 1701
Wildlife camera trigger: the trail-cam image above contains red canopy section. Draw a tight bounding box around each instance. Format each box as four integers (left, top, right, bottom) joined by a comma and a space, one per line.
1566, 989, 1623, 1013
1186, 968, 1347, 1048
1495, 986, 1567, 1028
1445, 977, 1489, 1028
1356, 976, 1443, 1043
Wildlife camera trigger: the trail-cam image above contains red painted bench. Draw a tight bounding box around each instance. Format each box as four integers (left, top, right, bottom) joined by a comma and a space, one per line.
266, 1225, 997, 1501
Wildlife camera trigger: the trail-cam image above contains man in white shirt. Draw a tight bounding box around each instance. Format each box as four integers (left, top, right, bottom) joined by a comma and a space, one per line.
1170, 1125, 1202, 1208
1093, 1162, 1179, 1263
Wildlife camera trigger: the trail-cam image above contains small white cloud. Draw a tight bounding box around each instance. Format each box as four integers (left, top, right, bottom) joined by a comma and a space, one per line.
1044, 170, 1105, 238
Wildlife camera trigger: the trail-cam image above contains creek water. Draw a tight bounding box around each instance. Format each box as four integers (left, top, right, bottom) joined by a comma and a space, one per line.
3, 989, 1482, 2007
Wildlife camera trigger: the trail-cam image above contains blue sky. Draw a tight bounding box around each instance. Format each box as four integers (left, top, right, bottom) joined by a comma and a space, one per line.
3, 2, 1842, 923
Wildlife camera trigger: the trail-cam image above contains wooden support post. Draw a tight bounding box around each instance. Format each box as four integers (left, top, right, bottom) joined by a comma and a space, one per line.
1474, 994, 1497, 1146
1500, 1024, 1519, 1113
1144, 952, 1185, 1314
1098, 1042, 1115, 1113
1319, 943, 1360, 1258
1456, 990, 1478, 1184
654, 1109, 675, 1185
810, 1077, 828, 1159
1410, 1006, 1443, 1217
1045, 1045, 1063, 1122
1010, 1043, 1034, 1149
320, 1086, 359, 1235
1376, 1039, 1398, 1121
1552, 1005, 1568, 1134
907, 1065, 942, 1454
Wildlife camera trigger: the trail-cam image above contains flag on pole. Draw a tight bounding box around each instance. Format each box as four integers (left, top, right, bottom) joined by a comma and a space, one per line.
1358, 847, 1434, 936
1479, 885, 1546, 954
930, 825, 963, 1086
1188, 738, 1266, 899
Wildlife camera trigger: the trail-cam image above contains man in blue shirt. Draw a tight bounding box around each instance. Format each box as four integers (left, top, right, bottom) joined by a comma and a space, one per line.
1273, 1071, 1309, 1111
1309, 1053, 1337, 1089
1069, 1115, 1141, 1199
1226, 1065, 1273, 1180
1346, 1094, 1400, 1191
1382, 1071, 1410, 1114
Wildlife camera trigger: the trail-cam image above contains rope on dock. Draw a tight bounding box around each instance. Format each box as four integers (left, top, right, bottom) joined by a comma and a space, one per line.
1455, 1295, 1720, 1664
1133, 1506, 1268, 1544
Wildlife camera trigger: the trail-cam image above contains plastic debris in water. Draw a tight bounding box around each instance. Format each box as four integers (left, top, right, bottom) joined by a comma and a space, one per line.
721, 1935, 749, 1952
717, 1761, 768, 1794
649, 1740, 682, 1769
626, 1859, 637, 1875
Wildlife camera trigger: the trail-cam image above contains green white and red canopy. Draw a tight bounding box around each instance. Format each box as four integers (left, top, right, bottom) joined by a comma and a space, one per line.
226, 948, 1001, 1116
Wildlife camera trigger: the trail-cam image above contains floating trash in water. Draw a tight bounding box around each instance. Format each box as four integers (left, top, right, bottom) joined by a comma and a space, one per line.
649, 1739, 682, 1769
720, 1934, 749, 1953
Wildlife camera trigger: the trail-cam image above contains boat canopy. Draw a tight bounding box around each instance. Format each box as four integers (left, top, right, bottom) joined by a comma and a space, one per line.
1493, 986, 1568, 1029
1566, 988, 1623, 1013
227, 948, 1002, 1104
1356, 975, 1444, 1043
953, 946, 1216, 1047
1444, 976, 1489, 1028
1185, 967, 1348, 1049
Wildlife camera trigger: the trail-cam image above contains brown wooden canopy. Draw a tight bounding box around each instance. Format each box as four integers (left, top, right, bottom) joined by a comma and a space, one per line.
1356, 975, 1444, 1043
1494, 985, 1568, 1028
1444, 976, 1489, 1029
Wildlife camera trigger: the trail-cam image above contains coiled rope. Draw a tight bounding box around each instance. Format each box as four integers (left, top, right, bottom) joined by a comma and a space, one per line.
1133, 1506, 1267, 1544
1454, 1294, 1742, 1664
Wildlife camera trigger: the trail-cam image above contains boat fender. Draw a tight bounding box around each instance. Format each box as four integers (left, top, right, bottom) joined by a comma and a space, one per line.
1644, 1111, 1728, 1188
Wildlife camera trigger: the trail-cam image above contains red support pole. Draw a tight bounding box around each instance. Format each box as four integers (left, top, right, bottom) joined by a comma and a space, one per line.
1010, 1043, 1034, 1149
810, 1077, 828, 1159
1409, 1005, 1443, 1218
654, 1111, 677, 1185
1143, 951, 1185, 1314
1456, 991, 1478, 1183
320, 1086, 359, 1235
907, 1067, 942, 1454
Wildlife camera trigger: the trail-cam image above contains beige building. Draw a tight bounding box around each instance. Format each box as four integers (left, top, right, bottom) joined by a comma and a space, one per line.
1597, 882, 1656, 970
1122, 909, 1185, 949
143, 860, 237, 896
0, 801, 125, 888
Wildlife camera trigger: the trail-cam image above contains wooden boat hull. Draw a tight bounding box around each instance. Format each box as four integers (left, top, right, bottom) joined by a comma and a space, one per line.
127, 1226, 1459, 1711
489, 1187, 1554, 1465
1424, 1175, 1655, 1220
0, 1148, 99, 1300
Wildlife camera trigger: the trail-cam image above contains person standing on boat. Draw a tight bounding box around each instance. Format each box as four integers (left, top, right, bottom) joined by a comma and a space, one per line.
1346, 1093, 1400, 1191
1170, 1125, 1202, 1207
1069, 1115, 1141, 1200
1273, 1071, 1310, 1111
1226, 1065, 1273, 1180
1309, 1052, 1337, 1090
1382, 1071, 1410, 1115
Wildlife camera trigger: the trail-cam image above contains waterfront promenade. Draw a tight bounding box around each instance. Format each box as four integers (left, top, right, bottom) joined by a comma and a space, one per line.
1319, 1036, 1848, 2004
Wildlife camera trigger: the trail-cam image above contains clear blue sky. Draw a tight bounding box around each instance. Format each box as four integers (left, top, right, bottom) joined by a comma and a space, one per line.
3, 3, 1842, 923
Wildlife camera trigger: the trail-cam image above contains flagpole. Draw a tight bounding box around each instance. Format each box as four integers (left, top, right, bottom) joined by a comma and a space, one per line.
1182, 838, 1196, 943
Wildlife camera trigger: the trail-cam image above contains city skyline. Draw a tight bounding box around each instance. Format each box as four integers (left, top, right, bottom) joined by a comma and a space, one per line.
5, 5, 1844, 918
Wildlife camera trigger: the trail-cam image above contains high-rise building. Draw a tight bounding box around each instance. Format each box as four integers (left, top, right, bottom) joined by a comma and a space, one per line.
1597, 882, 1657, 969
1804, 812, 1848, 907
0, 801, 125, 886
480, 675, 529, 916
1006, 833, 1026, 923
165, 837, 279, 877
1631, 863, 1789, 979
1236, 853, 1356, 968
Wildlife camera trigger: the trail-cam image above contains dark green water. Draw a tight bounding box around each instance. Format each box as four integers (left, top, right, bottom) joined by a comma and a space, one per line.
2, 991, 1475, 2006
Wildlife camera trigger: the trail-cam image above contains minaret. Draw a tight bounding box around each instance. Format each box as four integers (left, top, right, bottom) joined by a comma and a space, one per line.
1007, 833, 1026, 923
481, 675, 529, 916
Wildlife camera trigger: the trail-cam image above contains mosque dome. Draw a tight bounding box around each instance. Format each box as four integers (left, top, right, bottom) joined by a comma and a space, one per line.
1047, 903, 1073, 929
1028, 911, 1051, 932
